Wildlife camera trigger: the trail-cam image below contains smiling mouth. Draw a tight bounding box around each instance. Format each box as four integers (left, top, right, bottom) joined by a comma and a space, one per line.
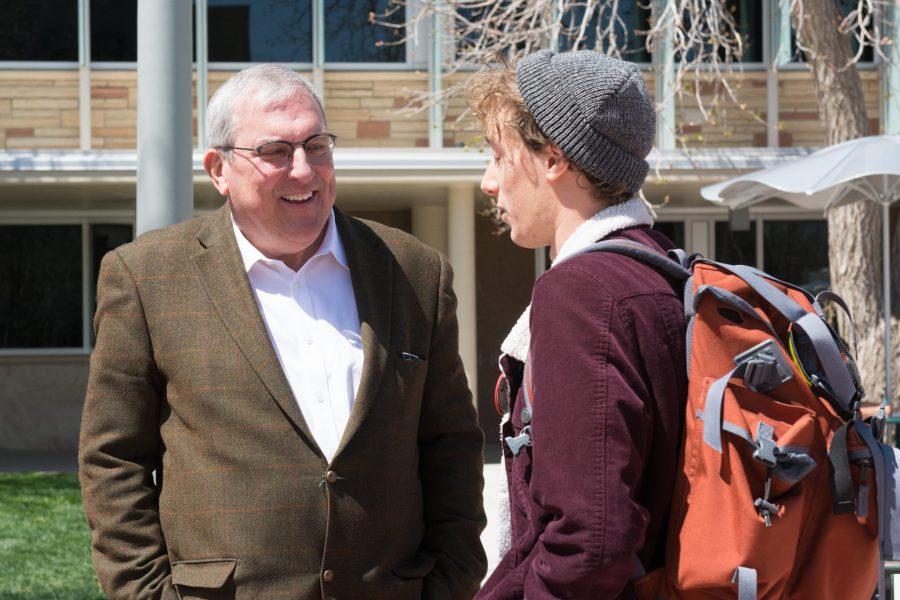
281, 192, 314, 204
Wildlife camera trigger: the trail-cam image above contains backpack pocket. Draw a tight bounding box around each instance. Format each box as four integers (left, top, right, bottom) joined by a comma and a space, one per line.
667, 377, 818, 598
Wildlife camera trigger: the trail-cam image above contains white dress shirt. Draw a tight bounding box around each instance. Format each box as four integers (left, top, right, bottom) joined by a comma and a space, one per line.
233, 210, 363, 463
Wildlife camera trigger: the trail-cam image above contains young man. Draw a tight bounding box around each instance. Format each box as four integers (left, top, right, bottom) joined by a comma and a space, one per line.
470, 50, 687, 599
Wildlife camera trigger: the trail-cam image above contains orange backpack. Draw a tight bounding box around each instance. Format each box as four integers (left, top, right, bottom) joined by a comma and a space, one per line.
542, 240, 895, 600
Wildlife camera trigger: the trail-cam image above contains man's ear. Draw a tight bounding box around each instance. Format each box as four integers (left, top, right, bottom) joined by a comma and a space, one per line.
203, 149, 230, 197
544, 145, 570, 183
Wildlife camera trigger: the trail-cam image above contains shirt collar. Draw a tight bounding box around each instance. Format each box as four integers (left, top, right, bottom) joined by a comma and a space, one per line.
231, 208, 348, 273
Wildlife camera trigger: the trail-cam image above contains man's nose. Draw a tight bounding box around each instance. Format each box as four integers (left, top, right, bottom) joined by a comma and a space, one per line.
480, 170, 498, 197
287, 148, 315, 180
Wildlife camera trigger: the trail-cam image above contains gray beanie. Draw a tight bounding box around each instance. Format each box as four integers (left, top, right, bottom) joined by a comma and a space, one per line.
515, 49, 655, 196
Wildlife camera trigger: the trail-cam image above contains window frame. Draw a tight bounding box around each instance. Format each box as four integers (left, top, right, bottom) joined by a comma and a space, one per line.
0, 0, 414, 71
708, 209, 829, 269
0, 215, 133, 356
0, 0, 883, 71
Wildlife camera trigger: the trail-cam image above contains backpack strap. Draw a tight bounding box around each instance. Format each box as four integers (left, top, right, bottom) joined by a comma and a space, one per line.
853, 420, 888, 600
814, 290, 859, 353
559, 239, 692, 281
504, 358, 534, 457
731, 566, 757, 600
708, 262, 862, 417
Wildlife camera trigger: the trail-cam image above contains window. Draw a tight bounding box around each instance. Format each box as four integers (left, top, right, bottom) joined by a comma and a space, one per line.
715, 220, 756, 266
653, 221, 685, 249
558, 1, 651, 62
91, 0, 137, 62
90, 224, 134, 317
0, 226, 82, 349
730, 0, 763, 63
763, 220, 829, 295
0, 0, 78, 61
209, 0, 311, 63
677, 0, 763, 64
325, 0, 405, 63
0, 223, 132, 352
789, 0, 873, 64
92, 0, 196, 62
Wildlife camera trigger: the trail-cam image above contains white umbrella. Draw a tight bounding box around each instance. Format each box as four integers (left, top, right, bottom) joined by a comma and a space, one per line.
701, 134, 900, 404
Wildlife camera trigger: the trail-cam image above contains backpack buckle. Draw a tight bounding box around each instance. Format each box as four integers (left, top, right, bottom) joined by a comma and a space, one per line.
505, 426, 532, 456
752, 422, 778, 468
734, 340, 793, 395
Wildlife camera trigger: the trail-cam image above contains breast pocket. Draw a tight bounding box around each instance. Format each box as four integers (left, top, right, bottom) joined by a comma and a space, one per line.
395, 354, 428, 397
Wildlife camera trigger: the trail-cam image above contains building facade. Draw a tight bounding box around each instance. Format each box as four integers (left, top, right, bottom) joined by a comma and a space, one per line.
0, 0, 893, 450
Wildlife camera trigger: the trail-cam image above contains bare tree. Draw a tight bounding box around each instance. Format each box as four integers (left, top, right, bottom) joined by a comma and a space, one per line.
377, 0, 899, 405
790, 0, 898, 407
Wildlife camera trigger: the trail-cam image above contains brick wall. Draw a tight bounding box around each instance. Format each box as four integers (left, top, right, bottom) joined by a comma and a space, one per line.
90, 71, 137, 149
0, 71, 79, 150
0, 68, 885, 151
673, 70, 881, 148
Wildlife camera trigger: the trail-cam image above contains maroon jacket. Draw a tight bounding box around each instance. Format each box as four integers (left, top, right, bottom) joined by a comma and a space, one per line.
478, 228, 687, 599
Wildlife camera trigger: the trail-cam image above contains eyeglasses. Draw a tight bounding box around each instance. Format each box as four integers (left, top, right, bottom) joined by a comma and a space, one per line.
217, 132, 337, 167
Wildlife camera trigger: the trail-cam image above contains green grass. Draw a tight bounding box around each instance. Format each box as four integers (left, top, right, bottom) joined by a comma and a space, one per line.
0, 473, 104, 599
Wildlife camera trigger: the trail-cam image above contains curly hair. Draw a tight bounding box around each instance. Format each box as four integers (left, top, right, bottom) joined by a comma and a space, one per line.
466, 55, 632, 205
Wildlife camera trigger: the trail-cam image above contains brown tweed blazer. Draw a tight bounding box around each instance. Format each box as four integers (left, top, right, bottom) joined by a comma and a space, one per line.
79, 204, 486, 600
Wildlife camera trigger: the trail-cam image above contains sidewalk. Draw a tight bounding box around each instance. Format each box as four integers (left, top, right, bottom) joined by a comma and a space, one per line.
481, 455, 504, 577
0, 449, 77, 473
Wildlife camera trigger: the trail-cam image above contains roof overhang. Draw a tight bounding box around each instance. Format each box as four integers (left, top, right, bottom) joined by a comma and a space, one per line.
0, 147, 816, 185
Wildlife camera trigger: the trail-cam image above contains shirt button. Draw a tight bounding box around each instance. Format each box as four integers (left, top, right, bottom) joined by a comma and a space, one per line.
305, 335, 314, 345
325, 470, 338, 484
316, 393, 325, 404
322, 568, 335, 582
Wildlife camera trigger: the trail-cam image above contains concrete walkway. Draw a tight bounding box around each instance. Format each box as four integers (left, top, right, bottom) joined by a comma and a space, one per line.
481, 458, 505, 577
0, 449, 77, 473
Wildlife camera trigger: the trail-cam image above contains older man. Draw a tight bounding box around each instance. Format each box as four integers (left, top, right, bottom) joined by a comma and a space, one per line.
79, 64, 486, 599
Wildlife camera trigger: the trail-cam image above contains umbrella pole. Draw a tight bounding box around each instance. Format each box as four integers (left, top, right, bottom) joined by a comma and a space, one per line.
884, 201, 893, 407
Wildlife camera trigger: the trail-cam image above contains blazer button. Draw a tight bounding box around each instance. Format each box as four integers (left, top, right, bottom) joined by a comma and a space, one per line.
325, 470, 338, 484
322, 568, 335, 582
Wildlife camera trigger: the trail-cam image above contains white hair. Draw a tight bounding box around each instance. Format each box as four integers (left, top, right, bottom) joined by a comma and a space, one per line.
205, 64, 325, 150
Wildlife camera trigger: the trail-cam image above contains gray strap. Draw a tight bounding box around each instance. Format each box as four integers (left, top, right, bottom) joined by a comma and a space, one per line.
703, 362, 747, 452
564, 239, 692, 281
795, 312, 857, 412
853, 421, 887, 600
726, 264, 808, 321
732, 566, 757, 600
714, 263, 858, 412
667, 248, 690, 269
814, 290, 859, 355
737, 263, 815, 303
696, 410, 817, 484
683, 275, 697, 318
694, 285, 779, 338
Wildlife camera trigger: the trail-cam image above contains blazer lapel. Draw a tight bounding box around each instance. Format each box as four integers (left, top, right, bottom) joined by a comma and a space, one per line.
192, 205, 321, 454
334, 210, 392, 459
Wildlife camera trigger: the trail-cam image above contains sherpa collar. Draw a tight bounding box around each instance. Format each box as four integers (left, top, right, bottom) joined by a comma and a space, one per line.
499, 197, 654, 362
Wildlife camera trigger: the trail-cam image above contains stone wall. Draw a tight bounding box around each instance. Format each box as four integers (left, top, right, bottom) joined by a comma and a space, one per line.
0, 67, 885, 151
0, 71, 80, 150
0, 356, 89, 451
90, 71, 137, 149
674, 70, 881, 148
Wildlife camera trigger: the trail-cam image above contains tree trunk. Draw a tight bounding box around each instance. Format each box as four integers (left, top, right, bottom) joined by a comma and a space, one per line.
793, 0, 897, 405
